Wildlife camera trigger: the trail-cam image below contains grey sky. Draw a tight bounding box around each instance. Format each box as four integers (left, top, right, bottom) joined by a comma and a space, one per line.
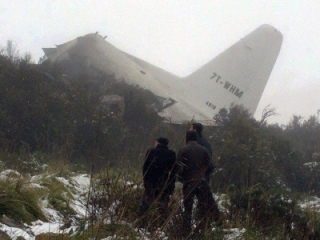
1, 0, 320, 125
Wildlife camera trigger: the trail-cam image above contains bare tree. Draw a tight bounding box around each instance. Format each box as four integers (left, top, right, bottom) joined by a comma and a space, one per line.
259, 104, 278, 125
1, 40, 20, 62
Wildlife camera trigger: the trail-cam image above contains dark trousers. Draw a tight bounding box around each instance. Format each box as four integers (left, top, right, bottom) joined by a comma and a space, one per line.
182, 180, 220, 235
139, 186, 170, 225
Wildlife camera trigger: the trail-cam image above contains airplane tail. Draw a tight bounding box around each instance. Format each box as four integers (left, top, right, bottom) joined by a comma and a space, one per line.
182, 24, 283, 120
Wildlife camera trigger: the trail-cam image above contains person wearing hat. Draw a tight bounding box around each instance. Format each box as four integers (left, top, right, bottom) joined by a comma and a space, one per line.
139, 137, 177, 225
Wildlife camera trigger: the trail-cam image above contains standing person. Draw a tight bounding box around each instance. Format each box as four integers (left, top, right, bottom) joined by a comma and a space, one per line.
177, 130, 220, 237
139, 137, 177, 226
190, 122, 212, 156
190, 122, 213, 183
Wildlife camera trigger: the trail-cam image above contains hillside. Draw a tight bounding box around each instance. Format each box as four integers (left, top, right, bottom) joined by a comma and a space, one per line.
1, 41, 320, 239
0, 157, 319, 239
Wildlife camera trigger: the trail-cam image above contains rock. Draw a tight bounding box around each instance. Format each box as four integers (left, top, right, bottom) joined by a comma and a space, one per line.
16, 236, 26, 240
0, 230, 11, 240
0, 214, 25, 229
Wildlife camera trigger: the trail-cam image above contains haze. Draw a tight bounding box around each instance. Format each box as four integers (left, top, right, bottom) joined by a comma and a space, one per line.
1, 0, 320, 125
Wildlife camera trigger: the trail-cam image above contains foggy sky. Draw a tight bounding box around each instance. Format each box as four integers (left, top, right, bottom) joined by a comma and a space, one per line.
1, 0, 320, 125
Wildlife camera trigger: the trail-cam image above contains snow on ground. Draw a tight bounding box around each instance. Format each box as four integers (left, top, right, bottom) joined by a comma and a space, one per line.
0, 170, 91, 239
56, 174, 91, 217
0, 223, 34, 240
298, 196, 320, 212
0, 169, 20, 180
31, 221, 61, 236
1, 168, 318, 239
223, 228, 246, 240
303, 161, 319, 168
0, 169, 244, 239
39, 199, 63, 222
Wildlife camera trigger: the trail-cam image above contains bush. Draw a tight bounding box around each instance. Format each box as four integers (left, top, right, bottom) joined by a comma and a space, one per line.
0, 176, 47, 224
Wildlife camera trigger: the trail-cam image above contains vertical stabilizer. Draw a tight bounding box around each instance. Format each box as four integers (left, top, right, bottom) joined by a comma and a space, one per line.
183, 24, 283, 120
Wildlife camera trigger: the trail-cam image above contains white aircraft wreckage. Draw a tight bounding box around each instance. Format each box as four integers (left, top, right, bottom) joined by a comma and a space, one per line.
43, 24, 282, 124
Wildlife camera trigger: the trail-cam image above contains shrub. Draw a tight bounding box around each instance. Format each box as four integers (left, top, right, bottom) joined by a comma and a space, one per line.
0, 176, 47, 224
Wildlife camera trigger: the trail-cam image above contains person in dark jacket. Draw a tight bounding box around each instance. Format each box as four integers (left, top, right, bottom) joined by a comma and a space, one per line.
190, 122, 212, 156
139, 137, 177, 225
177, 130, 220, 236
190, 122, 213, 183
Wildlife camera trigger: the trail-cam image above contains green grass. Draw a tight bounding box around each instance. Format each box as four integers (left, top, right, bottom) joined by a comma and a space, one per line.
46, 178, 76, 216
0, 176, 47, 224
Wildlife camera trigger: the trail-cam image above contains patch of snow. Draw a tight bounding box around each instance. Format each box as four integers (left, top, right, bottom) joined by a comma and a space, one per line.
28, 182, 45, 189
223, 228, 246, 240
55, 176, 69, 186
303, 162, 319, 168
30, 221, 61, 236
0, 169, 21, 180
39, 198, 63, 222
298, 196, 320, 212
215, 193, 228, 212
55, 174, 91, 218
70, 198, 87, 217
70, 174, 91, 193
0, 223, 34, 240
108, 200, 120, 215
